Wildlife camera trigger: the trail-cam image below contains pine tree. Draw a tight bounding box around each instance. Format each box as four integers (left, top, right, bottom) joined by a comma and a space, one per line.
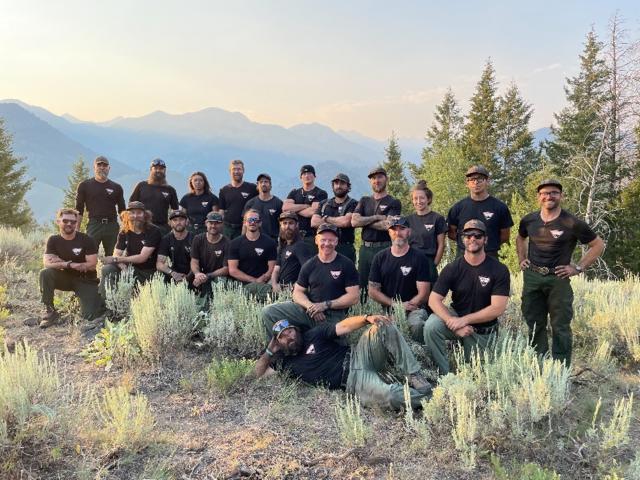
381, 132, 410, 212
425, 88, 464, 153
495, 82, 541, 200
462, 60, 500, 174
62, 156, 90, 229
0, 119, 34, 229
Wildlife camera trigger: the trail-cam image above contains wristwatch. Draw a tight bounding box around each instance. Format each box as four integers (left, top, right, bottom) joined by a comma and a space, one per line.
574, 264, 584, 274
325, 300, 332, 310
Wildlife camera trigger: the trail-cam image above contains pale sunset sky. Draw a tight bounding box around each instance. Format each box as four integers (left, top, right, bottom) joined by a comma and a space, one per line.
1, 0, 638, 139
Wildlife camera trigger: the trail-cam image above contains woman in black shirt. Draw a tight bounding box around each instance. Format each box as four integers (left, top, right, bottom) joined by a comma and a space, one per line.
179, 171, 219, 235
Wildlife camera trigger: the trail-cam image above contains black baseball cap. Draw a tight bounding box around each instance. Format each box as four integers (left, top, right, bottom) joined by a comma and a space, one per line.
257, 173, 271, 182
168, 209, 188, 220
465, 165, 490, 178
150, 158, 166, 168
279, 211, 298, 222
94, 155, 109, 165
126, 201, 146, 211
332, 173, 351, 184
205, 211, 224, 223
317, 223, 339, 236
300, 165, 316, 176
368, 166, 387, 178
388, 216, 409, 229
536, 178, 563, 192
462, 219, 487, 233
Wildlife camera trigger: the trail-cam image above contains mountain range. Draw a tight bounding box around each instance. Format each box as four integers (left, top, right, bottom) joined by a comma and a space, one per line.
0, 99, 550, 222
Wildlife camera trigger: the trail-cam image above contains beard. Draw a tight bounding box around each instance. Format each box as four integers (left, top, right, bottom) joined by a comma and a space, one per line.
372, 182, 387, 194
173, 224, 186, 233
333, 187, 348, 199
282, 334, 304, 355
149, 171, 166, 185
95, 171, 108, 181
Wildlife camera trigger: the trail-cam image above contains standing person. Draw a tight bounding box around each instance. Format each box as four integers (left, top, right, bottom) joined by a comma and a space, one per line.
218, 159, 257, 240
283, 164, 328, 252
190, 212, 229, 301
368, 217, 435, 343
311, 173, 358, 263
424, 220, 510, 375
261, 223, 360, 338
37, 208, 105, 329
270, 212, 314, 294
243, 173, 283, 240
406, 180, 447, 280
227, 209, 278, 300
156, 210, 195, 283
179, 171, 219, 235
351, 166, 402, 300
75, 156, 126, 255
129, 158, 179, 235
447, 165, 513, 258
100, 201, 162, 299
516, 179, 604, 366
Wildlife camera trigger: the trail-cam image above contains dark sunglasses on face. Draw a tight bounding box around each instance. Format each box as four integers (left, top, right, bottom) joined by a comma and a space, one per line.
462, 232, 485, 240
61, 219, 78, 225
246, 217, 261, 224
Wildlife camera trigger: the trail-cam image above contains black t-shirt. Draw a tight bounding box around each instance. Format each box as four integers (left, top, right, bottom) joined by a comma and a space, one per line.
316, 196, 358, 244
433, 256, 510, 327
228, 234, 277, 280
296, 254, 359, 304
447, 196, 514, 253
179, 192, 219, 226
129, 182, 179, 226
407, 212, 447, 256
75, 178, 126, 220
277, 323, 348, 389
115, 226, 163, 270
243, 196, 283, 239
218, 182, 258, 226
277, 240, 314, 285
369, 247, 434, 303
518, 209, 597, 267
286, 186, 328, 236
158, 232, 195, 274
45, 232, 98, 279
354, 195, 402, 243
190, 234, 228, 274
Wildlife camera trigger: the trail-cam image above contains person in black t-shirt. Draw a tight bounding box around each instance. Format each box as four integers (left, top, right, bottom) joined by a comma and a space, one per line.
75, 156, 126, 256
255, 316, 432, 410
283, 164, 328, 252
100, 201, 162, 300
179, 171, 219, 235
425, 220, 510, 375
243, 173, 283, 240
271, 212, 314, 293
36, 208, 105, 329
156, 210, 195, 283
516, 179, 604, 365
190, 211, 229, 300
228, 209, 277, 301
218, 159, 258, 240
129, 158, 179, 235
447, 165, 513, 257
406, 180, 446, 280
261, 223, 359, 339
351, 166, 402, 300
311, 173, 358, 263
368, 217, 435, 342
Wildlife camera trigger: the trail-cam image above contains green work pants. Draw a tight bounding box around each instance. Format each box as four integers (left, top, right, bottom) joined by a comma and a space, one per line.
261, 301, 348, 340
86, 219, 119, 256
405, 309, 430, 343
521, 269, 574, 365
223, 224, 242, 240
99, 264, 155, 300
358, 244, 389, 301
423, 312, 497, 375
39, 268, 104, 320
336, 243, 356, 264
346, 322, 428, 409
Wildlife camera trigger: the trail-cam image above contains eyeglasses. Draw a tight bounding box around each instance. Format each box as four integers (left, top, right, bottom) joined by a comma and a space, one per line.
246, 217, 261, 224
462, 233, 485, 240
61, 219, 78, 225
539, 191, 561, 197
466, 177, 486, 183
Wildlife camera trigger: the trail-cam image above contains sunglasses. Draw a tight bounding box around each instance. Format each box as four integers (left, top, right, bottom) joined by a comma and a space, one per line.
462, 232, 485, 240
246, 217, 261, 224
61, 219, 78, 225
273, 319, 293, 336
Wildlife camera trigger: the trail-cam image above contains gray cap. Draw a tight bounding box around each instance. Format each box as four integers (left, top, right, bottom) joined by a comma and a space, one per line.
279, 211, 298, 222
205, 211, 224, 223
150, 158, 166, 168
368, 166, 387, 178
462, 219, 487, 233
332, 173, 351, 184
94, 155, 109, 165
126, 201, 146, 211
317, 223, 339, 236
465, 165, 490, 178
168, 209, 188, 220
536, 178, 563, 192
388, 216, 409, 228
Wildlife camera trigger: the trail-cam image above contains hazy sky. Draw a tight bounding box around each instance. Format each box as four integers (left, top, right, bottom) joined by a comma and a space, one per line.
1, 1, 638, 139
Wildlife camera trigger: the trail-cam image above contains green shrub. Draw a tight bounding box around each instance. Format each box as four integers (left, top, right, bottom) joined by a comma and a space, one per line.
103, 266, 136, 319
205, 357, 255, 395
334, 394, 369, 448
79, 319, 140, 370
0, 227, 41, 266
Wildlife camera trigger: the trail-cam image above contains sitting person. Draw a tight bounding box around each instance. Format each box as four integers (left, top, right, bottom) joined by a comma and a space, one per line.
36, 208, 105, 329
156, 209, 194, 284
190, 211, 229, 299
255, 315, 432, 410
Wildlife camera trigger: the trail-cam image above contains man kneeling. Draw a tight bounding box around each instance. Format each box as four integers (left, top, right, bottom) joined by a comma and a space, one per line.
255, 315, 432, 409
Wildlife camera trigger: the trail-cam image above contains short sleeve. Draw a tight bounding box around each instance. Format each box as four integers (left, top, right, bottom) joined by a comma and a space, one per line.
446, 203, 460, 228
179, 194, 188, 210
432, 264, 454, 297
518, 217, 529, 238
267, 240, 277, 261
84, 235, 98, 255
354, 197, 366, 215
435, 215, 447, 235
296, 260, 312, 288
296, 243, 314, 265
575, 219, 598, 245
146, 228, 162, 248
129, 182, 142, 202
190, 236, 201, 259
343, 258, 360, 287
227, 238, 241, 261
158, 235, 172, 257
317, 189, 328, 202
388, 198, 402, 216
170, 188, 179, 209
501, 203, 514, 229
491, 264, 511, 297
45, 236, 56, 255
368, 252, 383, 284
286, 189, 298, 201
414, 252, 433, 283
218, 187, 227, 210
115, 232, 127, 251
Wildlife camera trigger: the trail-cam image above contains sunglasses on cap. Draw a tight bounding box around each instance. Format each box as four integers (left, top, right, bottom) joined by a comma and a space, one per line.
462, 232, 485, 240
246, 217, 261, 224
273, 319, 294, 337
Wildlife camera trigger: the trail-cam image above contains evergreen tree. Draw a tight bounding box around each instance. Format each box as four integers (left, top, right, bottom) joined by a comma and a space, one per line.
425, 88, 464, 153
381, 132, 410, 211
462, 60, 500, 175
0, 119, 34, 229
496, 82, 541, 200
62, 156, 90, 229
606, 177, 640, 275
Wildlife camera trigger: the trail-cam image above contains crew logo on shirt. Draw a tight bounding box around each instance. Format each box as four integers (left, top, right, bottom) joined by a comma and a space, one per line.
269, 209, 276, 215
162, 191, 170, 198
379, 205, 388, 212
307, 195, 315, 201
241, 192, 249, 198
330, 270, 342, 279
185, 246, 191, 254
214, 250, 222, 256
338, 205, 343, 213
255, 248, 264, 256
106, 188, 114, 195
424, 224, 434, 231
141, 240, 146, 245
483, 211, 494, 220
305, 344, 316, 355
400, 266, 412, 276
550, 229, 564, 239
478, 276, 491, 287
285, 250, 292, 258
201, 201, 209, 207
72, 248, 83, 256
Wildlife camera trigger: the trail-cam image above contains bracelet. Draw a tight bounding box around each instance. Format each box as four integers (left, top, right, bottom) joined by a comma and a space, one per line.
265, 348, 274, 357
167, 268, 173, 274
114, 257, 118, 264
67, 260, 72, 268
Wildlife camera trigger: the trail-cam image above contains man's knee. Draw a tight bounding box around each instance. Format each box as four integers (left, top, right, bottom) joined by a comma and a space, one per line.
39, 268, 58, 283
424, 314, 445, 337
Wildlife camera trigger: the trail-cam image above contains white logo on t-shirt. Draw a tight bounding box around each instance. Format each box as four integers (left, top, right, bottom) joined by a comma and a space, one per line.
550, 229, 564, 239
400, 266, 412, 276
269, 209, 276, 215
105, 188, 114, 195
483, 211, 494, 220
201, 202, 209, 207
161, 191, 170, 198
305, 344, 316, 355
479, 276, 491, 287
72, 248, 82, 255
330, 270, 342, 279
241, 192, 249, 198
338, 206, 343, 213
185, 246, 191, 253
379, 205, 388, 212
307, 195, 315, 201
424, 224, 434, 231
255, 248, 264, 256
285, 250, 292, 258
141, 240, 146, 245
214, 250, 222, 256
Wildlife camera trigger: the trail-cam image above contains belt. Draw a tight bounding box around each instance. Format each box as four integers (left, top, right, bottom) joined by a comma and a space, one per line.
91, 217, 117, 224
474, 323, 499, 336
529, 263, 557, 276
340, 348, 352, 388
363, 241, 390, 248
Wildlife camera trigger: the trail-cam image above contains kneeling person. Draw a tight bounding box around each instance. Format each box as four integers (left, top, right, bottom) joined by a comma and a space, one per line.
255, 316, 431, 409
190, 212, 229, 298
425, 220, 510, 375
156, 210, 194, 283
39, 208, 104, 328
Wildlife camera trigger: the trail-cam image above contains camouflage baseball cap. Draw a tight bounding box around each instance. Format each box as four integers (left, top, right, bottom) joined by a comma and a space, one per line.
126, 201, 146, 211
279, 211, 298, 222
205, 211, 224, 223
388, 216, 409, 228
462, 219, 487, 233
368, 166, 387, 178
168, 209, 188, 220
332, 173, 351, 184
536, 178, 563, 192
465, 165, 490, 178
317, 223, 339, 236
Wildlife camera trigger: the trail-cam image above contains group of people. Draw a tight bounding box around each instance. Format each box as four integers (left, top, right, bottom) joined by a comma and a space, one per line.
36, 154, 604, 408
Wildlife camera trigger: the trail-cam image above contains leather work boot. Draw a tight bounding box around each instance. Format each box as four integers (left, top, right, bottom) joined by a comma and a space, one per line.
407, 372, 433, 395
39, 307, 60, 329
